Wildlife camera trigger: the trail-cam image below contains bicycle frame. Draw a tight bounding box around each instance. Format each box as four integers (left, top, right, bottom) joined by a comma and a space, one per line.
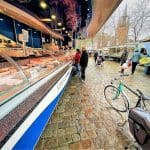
114, 79, 146, 110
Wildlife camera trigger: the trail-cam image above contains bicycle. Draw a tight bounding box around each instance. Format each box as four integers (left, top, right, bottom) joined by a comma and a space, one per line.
104, 76, 150, 149
104, 76, 150, 112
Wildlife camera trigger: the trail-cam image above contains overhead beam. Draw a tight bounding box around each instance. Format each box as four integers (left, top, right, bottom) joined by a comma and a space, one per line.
0, 1, 64, 40
87, 0, 123, 38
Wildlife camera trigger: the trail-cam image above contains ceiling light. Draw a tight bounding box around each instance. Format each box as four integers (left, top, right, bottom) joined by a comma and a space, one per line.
58, 22, 62, 26
0, 9, 3, 13
65, 31, 68, 33
87, 8, 90, 11
62, 27, 65, 30
51, 14, 56, 20
85, 0, 88, 1
0, 18, 3, 21
40, 1, 47, 9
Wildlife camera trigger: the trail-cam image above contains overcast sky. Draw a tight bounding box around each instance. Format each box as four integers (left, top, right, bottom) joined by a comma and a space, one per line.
100, 0, 150, 40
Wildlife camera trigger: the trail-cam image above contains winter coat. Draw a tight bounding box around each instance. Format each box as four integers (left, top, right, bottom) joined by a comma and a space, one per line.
80, 51, 88, 67
131, 51, 141, 63
74, 52, 81, 64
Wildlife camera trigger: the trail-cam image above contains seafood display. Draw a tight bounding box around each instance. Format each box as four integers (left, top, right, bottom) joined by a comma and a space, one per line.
0, 49, 74, 104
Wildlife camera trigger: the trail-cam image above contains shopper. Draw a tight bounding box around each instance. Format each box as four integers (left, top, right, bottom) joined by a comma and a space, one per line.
73, 49, 81, 76
80, 47, 89, 82
131, 49, 141, 75
94, 51, 98, 63
120, 48, 128, 74
120, 48, 128, 65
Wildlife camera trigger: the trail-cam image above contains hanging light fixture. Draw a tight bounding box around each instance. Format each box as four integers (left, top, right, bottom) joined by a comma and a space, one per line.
57, 22, 62, 26
40, 1, 47, 9
62, 27, 65, 30
51, 14, 56, 20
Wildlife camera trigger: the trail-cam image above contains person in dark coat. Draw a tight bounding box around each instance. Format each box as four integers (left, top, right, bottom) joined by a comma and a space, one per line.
120, 48, 128, 74
80, 47, 88, 81
94, 51, 98, 63
120, 48, 128, 66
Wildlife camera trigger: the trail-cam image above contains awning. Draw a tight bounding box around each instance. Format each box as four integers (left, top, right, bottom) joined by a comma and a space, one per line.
0, 1, 64, 40
87, 0, 123, 38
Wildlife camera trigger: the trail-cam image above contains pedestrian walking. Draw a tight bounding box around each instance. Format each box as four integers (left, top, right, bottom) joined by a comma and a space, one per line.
96, 51, 104, 67
80, 47, 89, 82
131, 49, 141, 75
120, 48, 128, 74
73, 49, 81, 76
94, 51, 98, 64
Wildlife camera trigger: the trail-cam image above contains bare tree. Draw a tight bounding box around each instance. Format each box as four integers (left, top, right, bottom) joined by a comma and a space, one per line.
128, 0, 150, 42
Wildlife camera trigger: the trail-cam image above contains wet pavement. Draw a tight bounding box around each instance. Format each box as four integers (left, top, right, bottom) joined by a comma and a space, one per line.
35, 58, 150, 150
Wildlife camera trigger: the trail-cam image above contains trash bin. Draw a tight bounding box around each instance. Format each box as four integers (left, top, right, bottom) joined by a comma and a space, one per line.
144, 64, 150, 75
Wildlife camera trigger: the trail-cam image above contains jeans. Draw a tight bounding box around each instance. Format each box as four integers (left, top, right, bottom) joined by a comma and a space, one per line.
74, 63, 80, 75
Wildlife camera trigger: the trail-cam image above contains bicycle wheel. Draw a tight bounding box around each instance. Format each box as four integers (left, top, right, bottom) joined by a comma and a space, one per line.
104, 85, 129, 112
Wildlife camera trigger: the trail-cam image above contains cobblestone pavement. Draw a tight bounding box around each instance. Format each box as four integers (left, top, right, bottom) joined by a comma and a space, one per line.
36, 58, 150, 150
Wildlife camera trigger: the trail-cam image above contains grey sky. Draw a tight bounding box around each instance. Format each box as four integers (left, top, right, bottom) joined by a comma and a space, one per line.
100, 0, 150, 40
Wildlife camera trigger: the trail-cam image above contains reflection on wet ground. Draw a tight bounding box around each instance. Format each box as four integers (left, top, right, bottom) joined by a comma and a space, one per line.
36, 58, 150, 150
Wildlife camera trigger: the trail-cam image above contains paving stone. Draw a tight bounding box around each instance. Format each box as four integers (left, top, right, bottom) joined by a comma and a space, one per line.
42, 137, 58, 149
58, 135, 72, 146
42, 128, 53, 138
55, 145, 69, 150
57, 129, 65, 136
86, 130, 97, 139
80, 139, 92, 149
72, 133, 81, 142
80, 131, 89, 140
69, 141, 82, 150
65, 126, 78, 135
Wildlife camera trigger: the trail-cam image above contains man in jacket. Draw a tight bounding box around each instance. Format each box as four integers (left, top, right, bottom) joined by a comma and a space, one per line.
80, 47, 88, 81
131, 49, 141, 74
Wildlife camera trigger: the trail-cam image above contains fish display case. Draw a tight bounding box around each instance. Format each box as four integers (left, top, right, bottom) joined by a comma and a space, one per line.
0, 50, 74, 149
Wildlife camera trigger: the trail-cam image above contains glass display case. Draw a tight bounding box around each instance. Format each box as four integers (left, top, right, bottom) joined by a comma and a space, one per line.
0, 49, 74, 105
0, 49, 74, 149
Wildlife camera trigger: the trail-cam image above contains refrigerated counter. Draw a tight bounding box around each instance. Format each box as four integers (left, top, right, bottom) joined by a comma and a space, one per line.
0, 52, 73, 149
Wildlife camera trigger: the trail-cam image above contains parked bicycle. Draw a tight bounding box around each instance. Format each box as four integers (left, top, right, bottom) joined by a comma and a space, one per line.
104, 76, 150, 112
104, 76, 150, 150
